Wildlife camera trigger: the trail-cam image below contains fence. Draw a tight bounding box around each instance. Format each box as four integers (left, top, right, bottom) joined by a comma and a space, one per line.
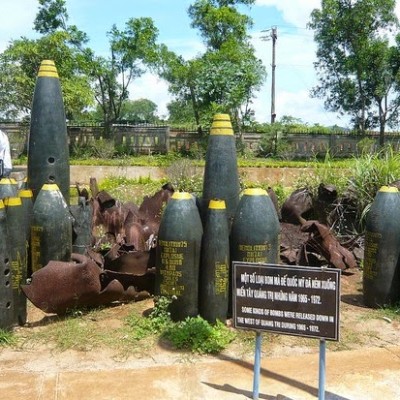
2, 121, 400, 158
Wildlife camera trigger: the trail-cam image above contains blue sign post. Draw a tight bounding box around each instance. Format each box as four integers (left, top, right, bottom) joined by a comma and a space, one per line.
232, 262, 341, 400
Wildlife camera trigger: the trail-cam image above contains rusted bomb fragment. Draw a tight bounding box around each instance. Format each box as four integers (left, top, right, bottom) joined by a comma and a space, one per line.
22, 254, 101, 314
91, 183, 173, 251
299, 220, 357, 271
21, 253, 154, 315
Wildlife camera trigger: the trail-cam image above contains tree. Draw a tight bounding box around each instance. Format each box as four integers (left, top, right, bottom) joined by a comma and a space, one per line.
119, 99, 159, 123
0, 0, 93, 120
158, 0, 265, 135
89, 17, 160, 135
0, 0, 160, 137
308, 0, 400, 145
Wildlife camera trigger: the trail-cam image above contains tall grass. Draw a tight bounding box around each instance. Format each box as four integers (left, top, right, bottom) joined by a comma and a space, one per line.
349, 147, 400, 227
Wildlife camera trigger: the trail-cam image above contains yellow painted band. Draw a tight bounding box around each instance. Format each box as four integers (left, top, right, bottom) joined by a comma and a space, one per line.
210, 129, 234, 135
171, 192, 192, 200
209, 199, 226, 209
210, 114, 234, 135
38, 60, 59, 78
243, 188, 268, 196
0, 178, 16, 185
3, 197, 22, 206
213, 114, 231, 121
41, 183, 60, 191
0, 199, 4, 209
19, 189, 33, 198
379, 186, 398, 193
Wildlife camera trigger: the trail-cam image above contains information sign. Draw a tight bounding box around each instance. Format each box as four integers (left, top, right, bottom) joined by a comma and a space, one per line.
233, 262, 340, 340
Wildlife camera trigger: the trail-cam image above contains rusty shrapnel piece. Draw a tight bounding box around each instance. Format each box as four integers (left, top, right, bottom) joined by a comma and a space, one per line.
21, 253, 155, 315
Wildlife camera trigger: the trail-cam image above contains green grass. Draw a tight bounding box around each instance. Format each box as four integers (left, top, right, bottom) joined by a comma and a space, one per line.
0, 329, 17, 346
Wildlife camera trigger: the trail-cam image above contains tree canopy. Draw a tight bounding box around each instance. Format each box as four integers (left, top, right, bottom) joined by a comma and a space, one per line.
0, 0, 265, 135
158, 0, 266, 134
308, 0, 400, 144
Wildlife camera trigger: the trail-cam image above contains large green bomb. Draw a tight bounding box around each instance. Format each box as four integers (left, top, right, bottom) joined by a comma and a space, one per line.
199, 199, 230, 324
155, 192, 203, 321
202, 114, 240, 224
31, 183, 72, 273
4, 197, 27, 326
28, 60, 70, 204
363, 186, 400, 307
0, 200, 13, 329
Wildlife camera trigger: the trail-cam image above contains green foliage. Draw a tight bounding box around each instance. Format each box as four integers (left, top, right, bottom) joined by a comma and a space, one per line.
70, 138, 116, 159
0, 329, 16, 346
119, 99, 159, 123
308, 0, 400, 141
295, 152, 350, 198
348, 147, 400, 227
98, 176, 163, 204
166, 159, 204, 194
125, 297, 235, 354
163, 316, 235, 354
125, 296, 173, 340
159, 0, 265, 130
357, 137, 376, 155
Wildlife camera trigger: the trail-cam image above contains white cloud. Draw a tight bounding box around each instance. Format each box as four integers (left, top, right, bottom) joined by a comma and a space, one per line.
128, 73, 172, 119
255, 0, 320, 27
0, 2, 38, 51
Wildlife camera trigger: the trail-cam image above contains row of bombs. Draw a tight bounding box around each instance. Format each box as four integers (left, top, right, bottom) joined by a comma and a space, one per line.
2, 178, 399, 328
155, 183, 400, 323
0, 174, 281, 327
0, 179, 75, 329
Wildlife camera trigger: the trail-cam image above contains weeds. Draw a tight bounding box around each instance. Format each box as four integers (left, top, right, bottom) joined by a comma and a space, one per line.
0, 329, 17, 347
163, 317, 235, 354
124, 297, 235, 354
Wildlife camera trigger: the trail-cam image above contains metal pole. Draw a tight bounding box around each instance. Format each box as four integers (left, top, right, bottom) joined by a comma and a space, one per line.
319, 339, 326, 400
253, 331, 262, 400
270, 26, 277, 124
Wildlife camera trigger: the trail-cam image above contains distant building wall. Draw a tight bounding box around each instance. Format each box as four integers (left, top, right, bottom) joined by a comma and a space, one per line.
2, 121, 400, 158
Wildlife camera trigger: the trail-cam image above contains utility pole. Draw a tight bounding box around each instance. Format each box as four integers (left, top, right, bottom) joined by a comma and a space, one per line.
261, 26, 278, 124
270, 26, 277, 124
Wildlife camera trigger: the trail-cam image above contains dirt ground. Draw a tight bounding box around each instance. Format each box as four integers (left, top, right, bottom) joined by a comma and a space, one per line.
1, 267, 400, 399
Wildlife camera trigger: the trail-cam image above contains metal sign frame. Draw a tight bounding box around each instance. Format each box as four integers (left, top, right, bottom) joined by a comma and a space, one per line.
232, 262, 341, 341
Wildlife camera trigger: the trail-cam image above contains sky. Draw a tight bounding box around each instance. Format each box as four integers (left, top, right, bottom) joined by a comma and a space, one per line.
1, 0, 394, 128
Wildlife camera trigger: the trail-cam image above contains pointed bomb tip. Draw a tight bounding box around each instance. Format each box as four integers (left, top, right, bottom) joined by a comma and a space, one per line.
208, 199, 226, 209
171, 192, 192, 200
0, 177, 17, 185
379, 185, 398, 193
3, 197, 22, 207
243, 188, 268, 196
19, 189, 33, 198
38, 59, 59, 78
210, 113, 233, 136
41, 183, 61, 192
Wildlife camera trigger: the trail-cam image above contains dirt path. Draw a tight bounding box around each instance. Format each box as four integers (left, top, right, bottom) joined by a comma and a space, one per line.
1, 269, 400, 399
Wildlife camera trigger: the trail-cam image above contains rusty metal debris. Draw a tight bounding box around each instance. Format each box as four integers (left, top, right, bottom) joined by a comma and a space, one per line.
278, 184, 359, 273
21, 181, 361, 316
21, 181, 171, 315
